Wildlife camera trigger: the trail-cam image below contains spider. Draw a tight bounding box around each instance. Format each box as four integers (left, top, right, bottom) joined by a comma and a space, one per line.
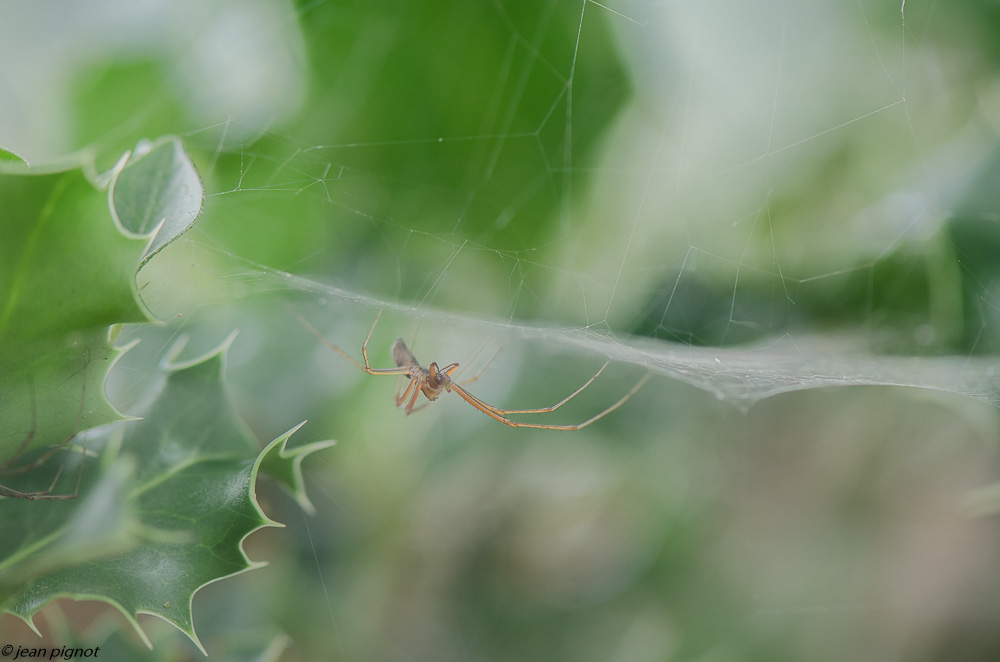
0, 375, 88, 500
296, 310, 649, 430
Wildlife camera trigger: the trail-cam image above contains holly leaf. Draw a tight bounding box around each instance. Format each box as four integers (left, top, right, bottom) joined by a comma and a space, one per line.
112, 137, 203, 267
0, 147, 27, 165
0, 138, 332, 650
2, 335, 334, 650
0, 137, 202, 473
0, 450, 140, 609
0, 156, 149, 468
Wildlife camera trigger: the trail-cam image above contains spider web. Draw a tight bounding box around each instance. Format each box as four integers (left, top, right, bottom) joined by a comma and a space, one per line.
5, 0, 1000, 659
13, 0, 986, 411
2, 0, 997, 406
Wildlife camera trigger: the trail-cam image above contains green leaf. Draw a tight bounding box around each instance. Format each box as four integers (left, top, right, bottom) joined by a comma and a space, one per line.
1, 334, 333, 650
0, 452, 141, 608
113, 137, 203, 267
0, 160, 147, 465
0, 138, 329, 649
0, 139, 202, 472
0, 147, 27, 165
258, 424, 334, 516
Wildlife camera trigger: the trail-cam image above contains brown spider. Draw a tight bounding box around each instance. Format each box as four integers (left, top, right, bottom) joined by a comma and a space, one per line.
1, 377, 87, 500
296, 310, 649, 430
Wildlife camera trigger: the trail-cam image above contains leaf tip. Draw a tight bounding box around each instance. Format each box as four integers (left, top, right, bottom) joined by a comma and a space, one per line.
255, 422, 335, 517
0, 146, 28, 167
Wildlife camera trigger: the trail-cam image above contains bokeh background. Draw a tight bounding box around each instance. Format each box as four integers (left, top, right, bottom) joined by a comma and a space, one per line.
3, 0, 1000, 660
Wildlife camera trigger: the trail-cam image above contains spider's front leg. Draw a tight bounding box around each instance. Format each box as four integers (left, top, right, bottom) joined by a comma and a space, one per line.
395, 373, 420, 410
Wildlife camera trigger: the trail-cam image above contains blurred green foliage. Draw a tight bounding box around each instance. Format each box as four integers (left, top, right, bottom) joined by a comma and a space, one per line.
3, 0, 1000, 660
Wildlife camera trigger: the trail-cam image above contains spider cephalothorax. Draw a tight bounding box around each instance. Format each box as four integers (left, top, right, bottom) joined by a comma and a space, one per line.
391, 338, 458, 408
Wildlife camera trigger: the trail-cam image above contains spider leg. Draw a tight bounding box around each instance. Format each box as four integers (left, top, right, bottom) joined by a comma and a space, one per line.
449, 372, 650, 430
0, 482, 76, 500
360, 308, 384, 371
64, 431, 90, 499
0, 432, 90, 500
295, 310, 411, 376
469, 362, 610, 416
395, 376, 419, 408
405, 401, 433, 415
2, 380, 37, 474
1, 360, 91, 499
295, 311, 367, 370
455, 340, 509, 387
3, 433, 77, 477
403, 378, 423, 415
448, 385, 518, 426
0, 457, 83, 499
